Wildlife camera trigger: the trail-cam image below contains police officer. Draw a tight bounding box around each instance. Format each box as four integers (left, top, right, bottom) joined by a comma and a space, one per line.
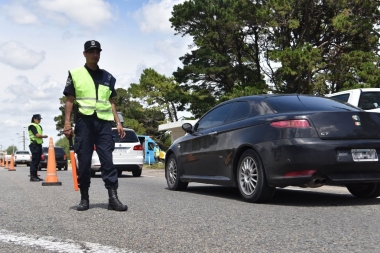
28, 114, 48, 182
63, 40, 127, 212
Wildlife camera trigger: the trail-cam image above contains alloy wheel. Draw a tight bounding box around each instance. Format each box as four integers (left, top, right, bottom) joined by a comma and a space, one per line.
239, 157, 258, 196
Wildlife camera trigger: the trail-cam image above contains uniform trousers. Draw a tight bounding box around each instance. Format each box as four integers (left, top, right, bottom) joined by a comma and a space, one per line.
29, 143, 42, 173
74, 116, 118, 189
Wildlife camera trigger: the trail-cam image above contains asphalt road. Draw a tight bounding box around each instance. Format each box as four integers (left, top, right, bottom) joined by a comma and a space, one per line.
0, 165, 380, 252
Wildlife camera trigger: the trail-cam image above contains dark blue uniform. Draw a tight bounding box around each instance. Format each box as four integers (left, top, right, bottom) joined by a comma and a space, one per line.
28, 125, 43, 173
64, 65, 118, 189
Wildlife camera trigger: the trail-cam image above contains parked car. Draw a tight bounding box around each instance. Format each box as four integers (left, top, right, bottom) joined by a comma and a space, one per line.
89, 128, 144, 177
14, 150, 32, 166
325, 88, 380, 112
38, 146, 68, 171
165, 94, 380, 203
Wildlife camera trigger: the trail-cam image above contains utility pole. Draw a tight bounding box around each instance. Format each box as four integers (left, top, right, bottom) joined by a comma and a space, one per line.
23, 130, 25, 150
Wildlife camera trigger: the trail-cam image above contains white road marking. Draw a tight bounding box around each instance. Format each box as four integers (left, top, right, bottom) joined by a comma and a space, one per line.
0, 229, 139, 253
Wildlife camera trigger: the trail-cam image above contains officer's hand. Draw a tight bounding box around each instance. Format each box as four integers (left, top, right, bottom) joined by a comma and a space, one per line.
63, 125, 73, 139
117, 124, 125, 138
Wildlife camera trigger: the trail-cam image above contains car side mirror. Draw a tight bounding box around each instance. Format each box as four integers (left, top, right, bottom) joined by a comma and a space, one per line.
182, 123, 193, 134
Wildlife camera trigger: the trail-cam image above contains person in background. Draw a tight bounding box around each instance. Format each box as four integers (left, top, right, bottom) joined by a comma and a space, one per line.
154, 144, 161, 162
62, 40, 127, 212
28, 114, 48, 182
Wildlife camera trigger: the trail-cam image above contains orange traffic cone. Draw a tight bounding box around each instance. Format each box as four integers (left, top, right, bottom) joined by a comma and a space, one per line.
42, 138, 62, 186
5, 157, 9, 169
8, 154, 16, 171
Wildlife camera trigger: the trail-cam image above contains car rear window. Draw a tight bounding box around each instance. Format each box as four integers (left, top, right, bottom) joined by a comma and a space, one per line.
112, 130, 139, 143
358, 92, 380, 110
16, 151, 29, 154
266, 95, 361, 113
42, 147, 65, 155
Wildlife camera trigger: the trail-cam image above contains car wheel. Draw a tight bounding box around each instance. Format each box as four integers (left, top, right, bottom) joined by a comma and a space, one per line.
38, 164, 42, 171
27, 163, 30, 167
132, 169, 142, 177
166, 154, 188, 191
14, 164, 17, 167
237, 150, 275, 203
117, 170, 122, 177
58, 167, 62, 170
90, 170, 96, 177
64, 165, 68, 171
346, 183, 380, 198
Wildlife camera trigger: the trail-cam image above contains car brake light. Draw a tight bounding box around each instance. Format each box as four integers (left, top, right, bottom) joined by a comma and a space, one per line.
284, 170, 316, 177
270, 119, 310, 128
94, 145, 96, 151
133, 144, 143, 150
40, 155, 45, 161
63, 154, 67, 160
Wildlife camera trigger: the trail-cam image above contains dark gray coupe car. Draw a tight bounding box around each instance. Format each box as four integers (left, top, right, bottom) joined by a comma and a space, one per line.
165, 94, 380, 202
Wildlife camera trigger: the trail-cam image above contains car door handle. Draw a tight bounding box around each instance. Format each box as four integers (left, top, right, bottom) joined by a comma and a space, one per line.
208, 131, 217, 135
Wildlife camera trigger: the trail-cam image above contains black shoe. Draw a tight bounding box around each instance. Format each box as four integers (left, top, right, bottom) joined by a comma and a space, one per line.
30, 171, 40, 182
77, 188, 89, 211
77, 199, 89, 211
108, 188, 128, 211
30, 176, 40, 182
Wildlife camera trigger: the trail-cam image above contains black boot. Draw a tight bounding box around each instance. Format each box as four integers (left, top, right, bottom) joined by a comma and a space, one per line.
77, 188, 89, 211
36, 171, 43, 181
108, 188, 128, 211
30, 171, 39, 182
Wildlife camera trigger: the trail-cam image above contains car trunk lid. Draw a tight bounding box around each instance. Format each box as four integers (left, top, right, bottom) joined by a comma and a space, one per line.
308, 112, 380, 139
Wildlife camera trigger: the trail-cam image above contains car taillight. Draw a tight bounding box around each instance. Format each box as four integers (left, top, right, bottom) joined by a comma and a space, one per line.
94, 145, 96, 151
284, 170, 316, 177
270, 119, 310, 128
133, 144, 143, 150
63, 154, 67, 160
40, 154, 45, 161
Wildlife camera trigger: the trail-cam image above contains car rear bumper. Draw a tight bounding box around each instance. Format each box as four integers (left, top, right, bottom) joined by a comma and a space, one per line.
260, 138, 380, 187
39, 160, 68, 168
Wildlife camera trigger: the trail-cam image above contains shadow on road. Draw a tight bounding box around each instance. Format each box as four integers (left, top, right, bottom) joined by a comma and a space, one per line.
178, 185, 380, 207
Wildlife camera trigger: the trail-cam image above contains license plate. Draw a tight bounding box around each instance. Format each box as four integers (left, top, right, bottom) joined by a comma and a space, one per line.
351, 149, 378, 162
114, 147, 130, 152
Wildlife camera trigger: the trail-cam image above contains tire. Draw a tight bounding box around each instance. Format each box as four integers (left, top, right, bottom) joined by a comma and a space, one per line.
58, 167, 62, 170
166, 154, 188, 191
27, 163, 30, 167
38, 164, 42, 171
346, 183, 380, 198
64, 165, 68, 171
132, 169, 142, 177
14, 164, 17, 167
236, 150, 275, 203
117, 170, 122, 177
90, 170, 96, 177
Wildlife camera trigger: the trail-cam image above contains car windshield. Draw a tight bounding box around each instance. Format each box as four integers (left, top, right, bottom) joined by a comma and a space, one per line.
112, 130, 139, 143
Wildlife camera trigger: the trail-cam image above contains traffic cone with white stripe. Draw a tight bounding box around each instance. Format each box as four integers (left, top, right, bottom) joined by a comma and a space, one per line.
42, 138, 62, 186
8, 154, 16, 171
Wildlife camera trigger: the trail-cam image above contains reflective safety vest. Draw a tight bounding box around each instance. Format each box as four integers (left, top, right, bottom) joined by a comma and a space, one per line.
69, 67, 114, 121
29, 123, 43, 144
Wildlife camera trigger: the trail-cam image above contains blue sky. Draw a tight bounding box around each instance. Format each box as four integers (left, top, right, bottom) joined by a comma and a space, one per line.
0, 0, 191, 150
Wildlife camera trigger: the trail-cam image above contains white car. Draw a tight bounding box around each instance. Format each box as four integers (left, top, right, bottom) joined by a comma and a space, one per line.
90, 128, 144, 177
325, 88, 380, 113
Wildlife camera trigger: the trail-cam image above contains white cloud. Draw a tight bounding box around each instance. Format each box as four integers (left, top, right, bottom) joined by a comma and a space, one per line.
133, 0, 185, 33
0, 41, 45, 70
2, 0, 115, 31
37, 0, 115, 30
1, 3, 39, 25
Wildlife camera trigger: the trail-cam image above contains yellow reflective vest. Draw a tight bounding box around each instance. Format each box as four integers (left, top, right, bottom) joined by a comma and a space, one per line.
29, 123, 43, 144
69, 66, 114, 121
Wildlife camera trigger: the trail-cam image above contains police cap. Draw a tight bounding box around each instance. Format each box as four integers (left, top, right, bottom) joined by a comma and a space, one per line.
84, 40, 102, 52
33, 114, 42, 119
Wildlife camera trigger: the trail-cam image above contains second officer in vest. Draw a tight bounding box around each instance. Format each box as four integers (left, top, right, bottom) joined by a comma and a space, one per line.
28, 114, 48, 182
63, 40, 127, 212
